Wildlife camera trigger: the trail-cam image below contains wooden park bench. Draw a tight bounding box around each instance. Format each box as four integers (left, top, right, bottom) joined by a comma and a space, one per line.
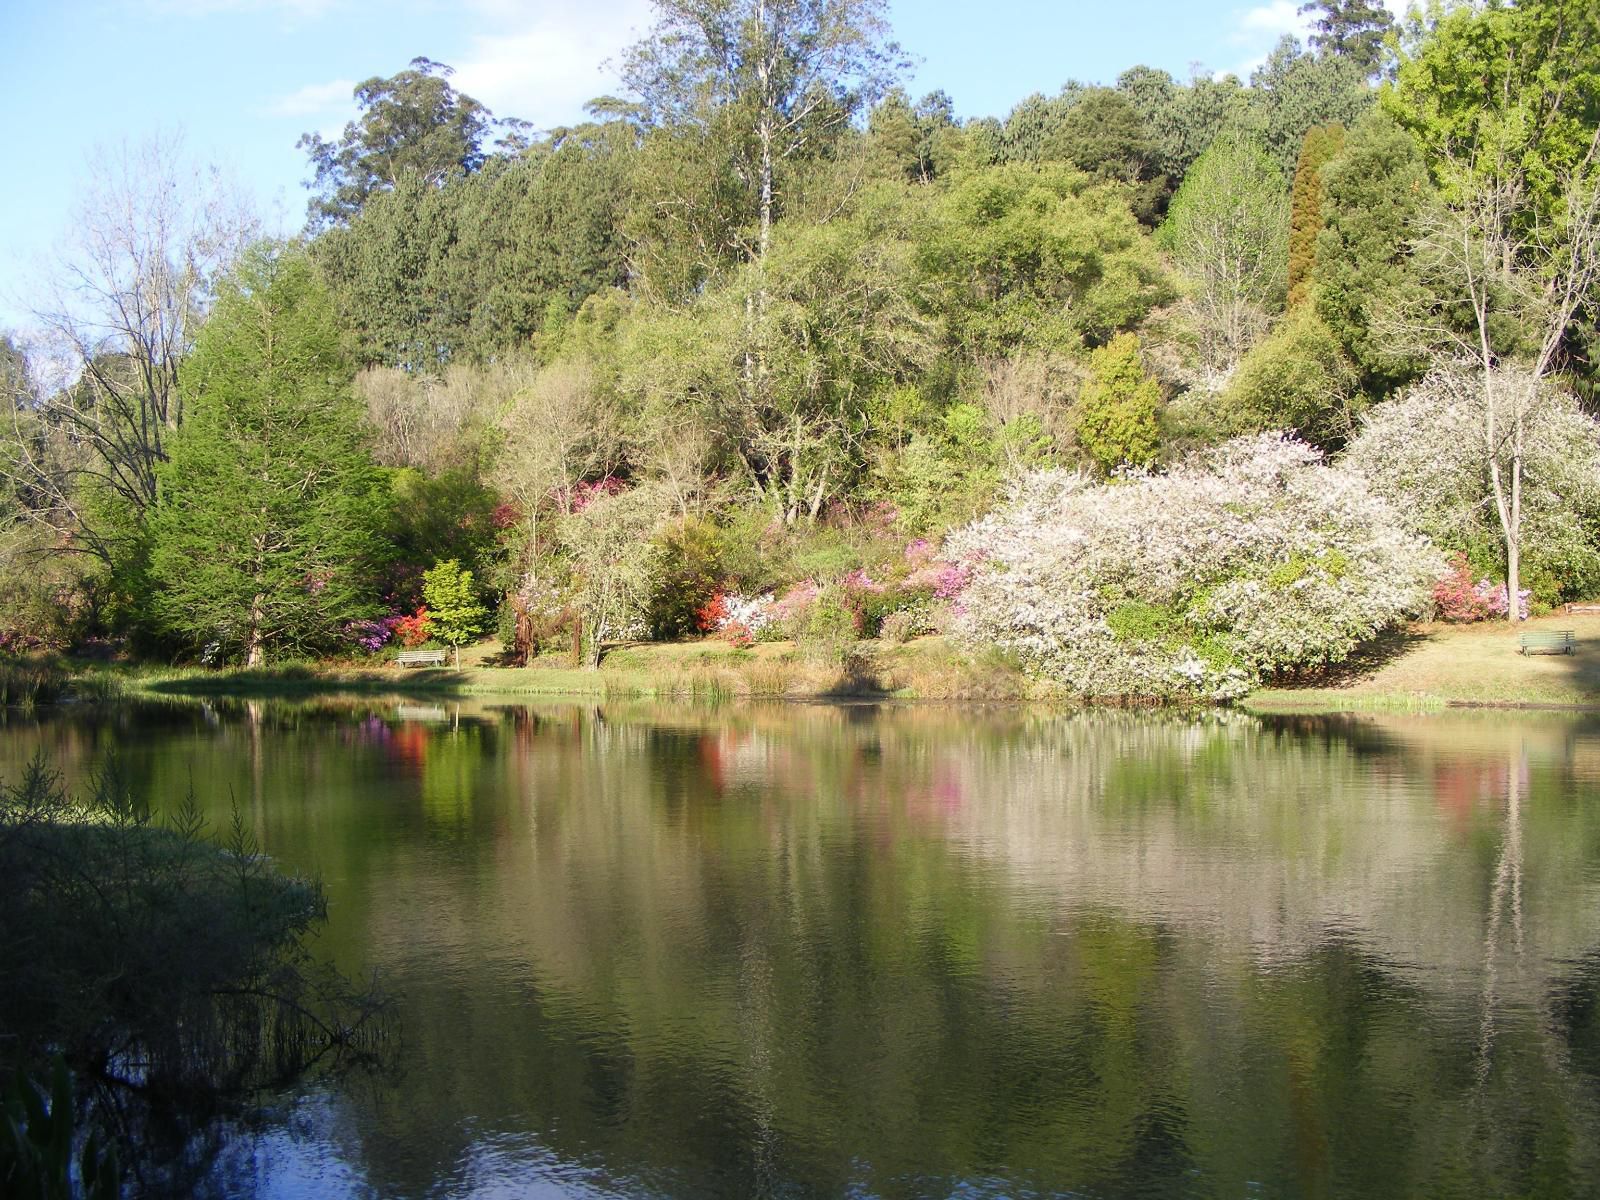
395, 649, 447, 668
1566, 603, 1600, 615
1518, 630, 1576, 656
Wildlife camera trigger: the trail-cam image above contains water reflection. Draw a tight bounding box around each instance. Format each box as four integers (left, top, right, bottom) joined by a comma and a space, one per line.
4, 702, 1600, 1197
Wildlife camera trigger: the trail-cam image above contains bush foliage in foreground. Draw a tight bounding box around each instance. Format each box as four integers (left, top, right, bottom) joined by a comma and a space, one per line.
950, 435, 1439, 701
0, 757, 383, 1189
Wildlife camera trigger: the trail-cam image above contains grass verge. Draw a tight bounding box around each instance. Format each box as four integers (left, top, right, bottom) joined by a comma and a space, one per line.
54, 615, 1600, 713
1246, 613, 1600, 713
62, 636, 1035, 704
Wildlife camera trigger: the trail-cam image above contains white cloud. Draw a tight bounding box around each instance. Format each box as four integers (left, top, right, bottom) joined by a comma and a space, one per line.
256, 1, 653, 139
446, 0, 654, 129
1233, 0, 1307, 42
266, 79, 356, 117
1219, 0, 1314, 79
1219, 0, 1408, 79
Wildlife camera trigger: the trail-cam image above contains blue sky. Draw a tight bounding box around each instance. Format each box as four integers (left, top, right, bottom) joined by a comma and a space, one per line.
0, 0, 1322, 331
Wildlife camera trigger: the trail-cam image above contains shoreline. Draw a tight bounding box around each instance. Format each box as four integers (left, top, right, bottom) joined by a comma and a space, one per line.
26, 613, 1600, 715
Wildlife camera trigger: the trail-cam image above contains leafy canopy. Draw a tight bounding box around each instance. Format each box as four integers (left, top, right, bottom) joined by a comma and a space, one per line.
146, 245, 386, 664
422, 558, 489, 657
299, 58, 500, 228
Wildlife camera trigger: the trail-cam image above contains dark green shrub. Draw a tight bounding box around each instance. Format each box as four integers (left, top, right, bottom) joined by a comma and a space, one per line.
0, 757, 384, 1187
649, 517, 725, 639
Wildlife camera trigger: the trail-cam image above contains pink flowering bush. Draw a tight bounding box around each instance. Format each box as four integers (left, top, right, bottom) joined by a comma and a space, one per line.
950, 434, 1441, 701
904, 557, 974, 602
841, 567, 884, 594
560, 475, 626, 513
768, 580, 822, 635
1432, 554, 1530, 622
1477, 581, 1532, 621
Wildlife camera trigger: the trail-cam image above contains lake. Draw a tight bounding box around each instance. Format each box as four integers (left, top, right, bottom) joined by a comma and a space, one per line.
5, 698, 1600, 1198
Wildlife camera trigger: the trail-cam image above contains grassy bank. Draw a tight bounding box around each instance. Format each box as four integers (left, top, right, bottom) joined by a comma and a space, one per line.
1246, 613, 1600, 712
60, 636, 1034, 704
42, 614, 1600, 713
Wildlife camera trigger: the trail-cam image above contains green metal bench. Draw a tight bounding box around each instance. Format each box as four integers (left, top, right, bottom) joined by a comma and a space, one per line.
1518, 630, 1576, 655
395, 649, 447, 667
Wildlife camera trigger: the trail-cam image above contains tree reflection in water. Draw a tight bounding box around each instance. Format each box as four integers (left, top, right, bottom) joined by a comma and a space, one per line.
2, 702, 1599, 1198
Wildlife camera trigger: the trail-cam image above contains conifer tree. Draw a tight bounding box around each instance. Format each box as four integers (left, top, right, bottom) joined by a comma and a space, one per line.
146, 246, 386, 666
1287, 123, 1346, 308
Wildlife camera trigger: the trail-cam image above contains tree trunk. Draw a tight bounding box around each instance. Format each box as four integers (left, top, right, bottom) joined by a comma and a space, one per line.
1479, 356, 1524, 625
756, 0, 774, 269
247, 593, 266, 667
1507, 451, 1523, 624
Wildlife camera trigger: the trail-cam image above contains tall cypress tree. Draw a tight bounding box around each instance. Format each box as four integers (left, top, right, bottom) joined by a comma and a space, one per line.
146, 246, 387, 666
1287, 123, 1346, 308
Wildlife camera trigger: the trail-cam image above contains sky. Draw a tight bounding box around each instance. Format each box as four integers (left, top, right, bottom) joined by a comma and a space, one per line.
0, 0, 1324, 331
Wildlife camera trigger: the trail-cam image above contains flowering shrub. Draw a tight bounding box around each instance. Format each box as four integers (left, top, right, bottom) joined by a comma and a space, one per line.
904, 557, 973, 602
1347, 366, 1600, 606
722, 593, 777, 636
345, 616, 400, 652
771, 580, 821, 628
391, 607, 432, 647
1432, 554, 1531, 622
699, 591, 777, 642
1476, 581, 1531, 621
840, 568, 883, 594
949, 434, 1441, 701
561, 476, 626, 513
695, 593, 730, 634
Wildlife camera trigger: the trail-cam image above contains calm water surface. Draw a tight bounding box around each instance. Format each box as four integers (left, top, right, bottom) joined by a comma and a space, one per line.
6, 699, 1600, 1198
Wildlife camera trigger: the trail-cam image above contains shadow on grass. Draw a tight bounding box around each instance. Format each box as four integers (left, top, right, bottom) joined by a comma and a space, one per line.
1269, 625, 1432, 689
817, 650, 898, 700
140, 666, 477, 698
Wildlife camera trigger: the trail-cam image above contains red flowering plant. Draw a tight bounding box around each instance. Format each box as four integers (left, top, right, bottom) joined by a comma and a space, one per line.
392, 606, 433, 647
695, 593, 731, 634
697, 591, 776, 645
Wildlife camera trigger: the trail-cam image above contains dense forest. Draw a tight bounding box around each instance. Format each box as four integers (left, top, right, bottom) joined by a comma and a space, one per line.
4, 0, 1599, 699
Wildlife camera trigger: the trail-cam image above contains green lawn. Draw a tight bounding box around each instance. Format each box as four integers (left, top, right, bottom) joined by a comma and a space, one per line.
1247, 613, 1600, 712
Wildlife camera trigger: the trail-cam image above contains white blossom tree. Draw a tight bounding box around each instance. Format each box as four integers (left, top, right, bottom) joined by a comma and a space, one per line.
950, 435, 1438, 701
1345, 365, 1600, 605
1380, 140, 1600, 620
